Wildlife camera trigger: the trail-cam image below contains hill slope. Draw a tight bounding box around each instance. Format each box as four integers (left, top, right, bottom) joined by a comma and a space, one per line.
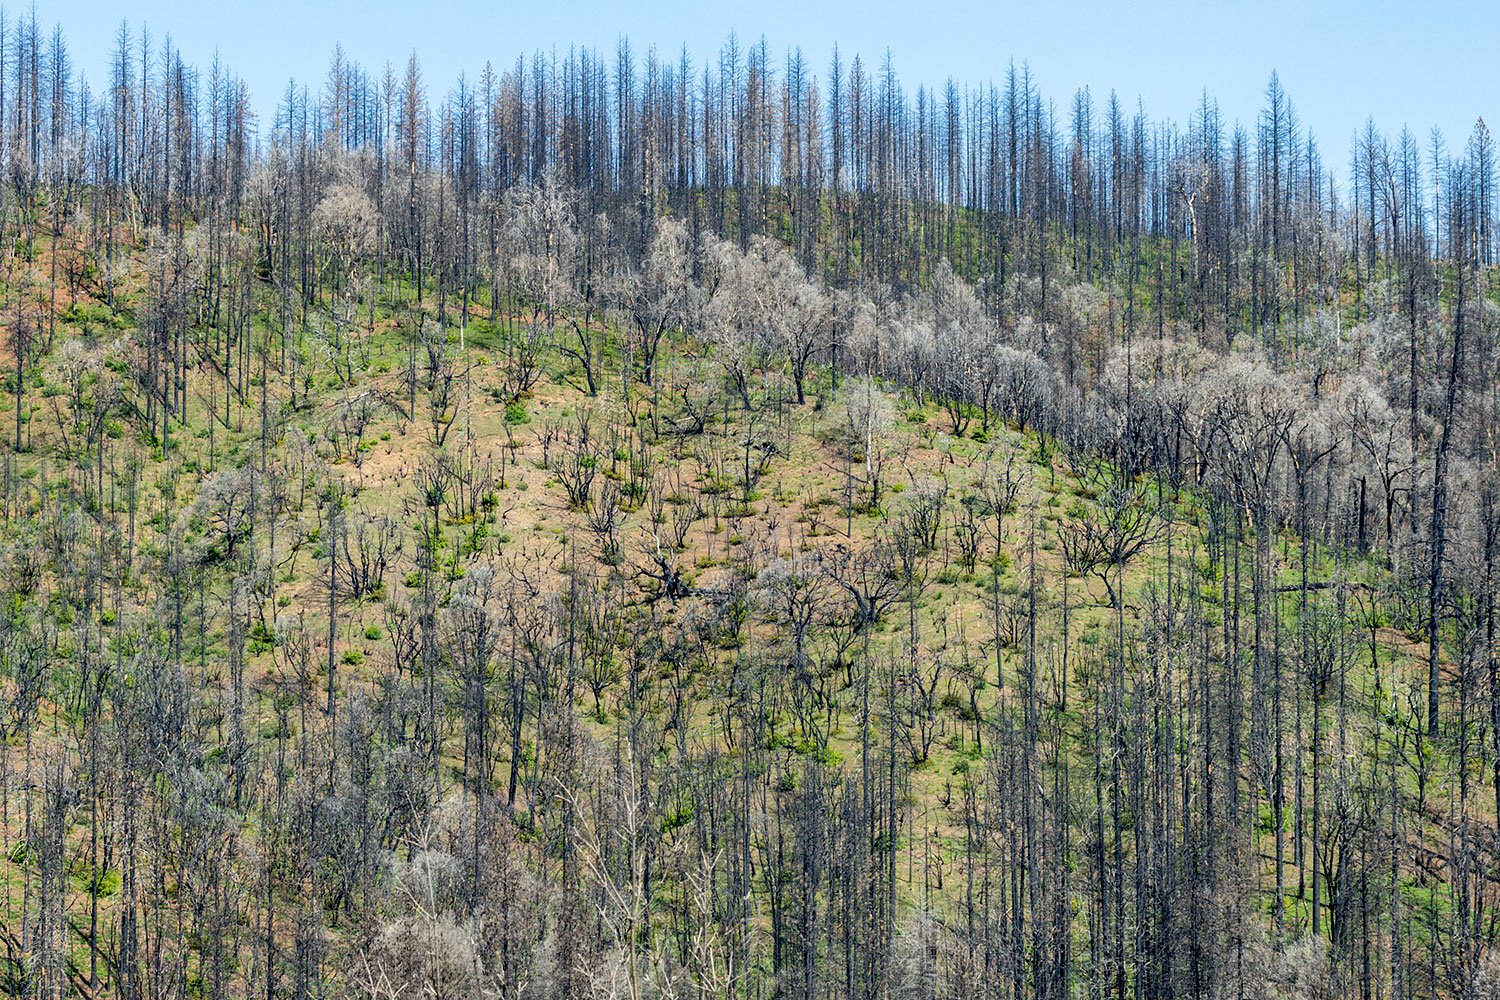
0, 220, 1486, 1000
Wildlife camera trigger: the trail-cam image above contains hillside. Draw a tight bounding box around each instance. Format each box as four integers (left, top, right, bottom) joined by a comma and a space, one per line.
3, 13, 1500, 1000
0, 214, 1487, 1000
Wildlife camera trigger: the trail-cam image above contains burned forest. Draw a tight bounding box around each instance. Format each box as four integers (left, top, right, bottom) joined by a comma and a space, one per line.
0, 11, 1498, 1000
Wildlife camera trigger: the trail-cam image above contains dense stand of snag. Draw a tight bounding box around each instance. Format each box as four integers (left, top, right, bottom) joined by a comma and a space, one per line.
0, 10, 1498, 1000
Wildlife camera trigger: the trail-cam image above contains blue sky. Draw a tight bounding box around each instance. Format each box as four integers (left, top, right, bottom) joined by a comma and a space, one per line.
51, 0, 1496, 166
